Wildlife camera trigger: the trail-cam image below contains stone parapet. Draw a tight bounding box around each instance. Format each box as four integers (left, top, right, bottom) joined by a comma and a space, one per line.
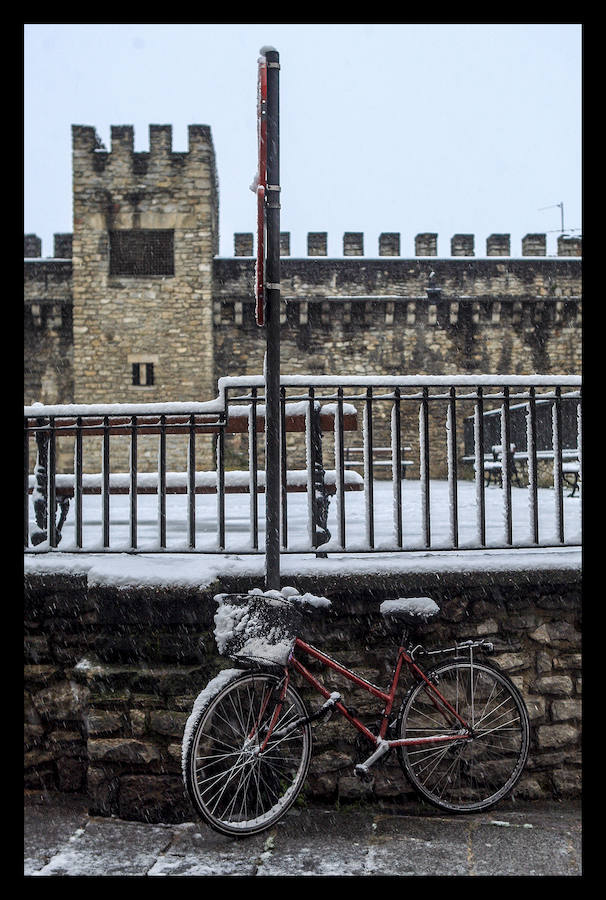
24, 566, 582, 821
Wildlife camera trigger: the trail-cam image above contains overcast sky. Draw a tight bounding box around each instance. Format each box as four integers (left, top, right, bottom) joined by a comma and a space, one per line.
24, 23, 582, 259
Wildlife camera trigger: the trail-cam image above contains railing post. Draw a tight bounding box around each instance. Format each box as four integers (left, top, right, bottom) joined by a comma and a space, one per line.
47, 417, 57, 548
249, 387, 259, 550
102, 415, 110, 548
75, 416, 83, 548
420, 387, 431, 548
501, 387, 513, 545
158, 414, 167, 548
187, 413, 195, 549
279, 386, 287, 549
527, 388, 539, 544
447, 386, 459, 548
392, 387, 403, 548
364, 387, 375, 548
336, 386, 346, 548
217, 394, 226, 551
553, 386, 564, 543
24, 419, 29, 548
474, 387, 486, 546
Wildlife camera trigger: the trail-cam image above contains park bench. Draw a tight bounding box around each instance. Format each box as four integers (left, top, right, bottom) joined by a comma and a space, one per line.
562, 459, 581, 497
26, 403, 363, 546
344, 445, 413, 478
479, 444, 523, 488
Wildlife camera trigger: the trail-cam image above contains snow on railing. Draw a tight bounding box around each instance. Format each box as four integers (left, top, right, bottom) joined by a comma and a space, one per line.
24, 375, 581, 556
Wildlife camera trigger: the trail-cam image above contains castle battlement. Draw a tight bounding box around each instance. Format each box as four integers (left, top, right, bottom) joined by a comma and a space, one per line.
25, 122, 581, 422
24, 229, 582, 261
72, 124, 216, 173
233, 231, 582, 259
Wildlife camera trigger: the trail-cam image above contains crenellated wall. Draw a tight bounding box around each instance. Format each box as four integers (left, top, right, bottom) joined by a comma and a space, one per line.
24, 258, 73, 408
212, 254, 582, 384
24, 122, 581, 474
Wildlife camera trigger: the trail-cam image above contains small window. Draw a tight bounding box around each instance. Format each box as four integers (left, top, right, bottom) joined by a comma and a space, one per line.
132, 362, 155, 387
109, 230, 174, 276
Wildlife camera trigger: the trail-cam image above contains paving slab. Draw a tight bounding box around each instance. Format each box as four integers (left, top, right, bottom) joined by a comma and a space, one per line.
24, 793, 582, 877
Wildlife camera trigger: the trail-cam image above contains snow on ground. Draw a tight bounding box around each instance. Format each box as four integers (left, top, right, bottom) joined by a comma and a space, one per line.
24, 479, 581, 589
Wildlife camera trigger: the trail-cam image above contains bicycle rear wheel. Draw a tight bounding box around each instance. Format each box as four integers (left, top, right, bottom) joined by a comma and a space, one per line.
183, 670, 312, 836
397, 659, 529, 812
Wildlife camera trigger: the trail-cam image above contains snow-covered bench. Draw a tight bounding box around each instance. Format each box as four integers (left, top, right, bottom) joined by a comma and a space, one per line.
343, 446, 414, 477
562, 460, 581, 497
27, 469, 364, 497
26, 405, 362, 546
477, 444, 522, 488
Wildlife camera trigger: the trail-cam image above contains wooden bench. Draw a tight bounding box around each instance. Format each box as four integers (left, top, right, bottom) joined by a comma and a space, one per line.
27, 469, 364, 497
562, 460, 581, 497
344, 446, 413, 478
478, 444, 522, 488
26, 403, 362, 546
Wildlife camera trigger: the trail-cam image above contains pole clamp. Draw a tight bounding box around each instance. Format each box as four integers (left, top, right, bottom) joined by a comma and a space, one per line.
266, 184, 281, 192
267, 61, 281, 69
266, 283, 281, 291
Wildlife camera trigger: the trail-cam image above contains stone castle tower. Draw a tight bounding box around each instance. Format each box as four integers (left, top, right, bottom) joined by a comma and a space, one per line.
71, 124, 219, 406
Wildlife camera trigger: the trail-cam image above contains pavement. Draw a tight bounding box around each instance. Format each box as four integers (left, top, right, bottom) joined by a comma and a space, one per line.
24, 791, 582, 877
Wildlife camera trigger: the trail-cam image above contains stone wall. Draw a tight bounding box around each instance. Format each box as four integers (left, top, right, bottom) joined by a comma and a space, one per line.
24, 567, 581, 823
213, 255, 582, 381
24, 261, 74, 408
213, 254, 581, 477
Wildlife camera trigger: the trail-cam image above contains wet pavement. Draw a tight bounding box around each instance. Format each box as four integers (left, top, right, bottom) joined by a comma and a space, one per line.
24, 791, 582, 877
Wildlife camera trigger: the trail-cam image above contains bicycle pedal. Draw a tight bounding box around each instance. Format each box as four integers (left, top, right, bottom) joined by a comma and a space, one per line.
311, 692, 341, 726
354, 764, 374, 783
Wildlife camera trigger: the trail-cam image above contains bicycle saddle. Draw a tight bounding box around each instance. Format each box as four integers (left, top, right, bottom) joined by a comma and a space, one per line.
379, 597, 440, 626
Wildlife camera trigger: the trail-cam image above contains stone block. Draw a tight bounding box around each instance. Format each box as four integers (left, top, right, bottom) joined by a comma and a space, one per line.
551, 699, 582, 721
86, 710, 125, 736
536, 723, 579, 749
56, 756, 87, 791
531, 675, 574, 696
32, 681, 89, 721
529, 622, 581, 646
148, 710, 189, 738
552, 769, 582, 795
118, 775, 190, 823
87, 738, 161, 766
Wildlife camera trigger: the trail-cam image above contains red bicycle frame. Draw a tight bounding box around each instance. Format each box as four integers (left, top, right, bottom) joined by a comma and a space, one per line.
286, 637, 471, 750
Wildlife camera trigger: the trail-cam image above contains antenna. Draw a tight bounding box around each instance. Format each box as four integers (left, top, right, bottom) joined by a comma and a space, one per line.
538, 202, 565, 233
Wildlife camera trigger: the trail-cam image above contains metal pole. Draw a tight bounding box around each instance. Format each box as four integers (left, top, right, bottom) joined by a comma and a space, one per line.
264, 46, 281, 589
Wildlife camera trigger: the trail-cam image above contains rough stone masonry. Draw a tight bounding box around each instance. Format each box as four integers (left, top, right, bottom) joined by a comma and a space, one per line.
24, 567, 581, 823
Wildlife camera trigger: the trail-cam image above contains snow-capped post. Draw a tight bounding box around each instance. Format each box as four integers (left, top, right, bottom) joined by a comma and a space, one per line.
261, 46, 281, 589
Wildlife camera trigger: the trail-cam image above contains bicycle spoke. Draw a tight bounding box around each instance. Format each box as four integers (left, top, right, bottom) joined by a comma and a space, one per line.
399, 661, 529, 812
186, 673, 311, 835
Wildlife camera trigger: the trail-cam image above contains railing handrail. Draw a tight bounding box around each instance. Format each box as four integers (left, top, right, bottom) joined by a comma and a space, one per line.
23, 399, 224, 418
218, 374, 581, 391
24, 372, 582, 556
24, 374, 581, 420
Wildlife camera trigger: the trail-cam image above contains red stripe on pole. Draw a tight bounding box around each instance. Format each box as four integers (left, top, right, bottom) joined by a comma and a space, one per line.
256, 184, 265, 325
255, 57, 267, 326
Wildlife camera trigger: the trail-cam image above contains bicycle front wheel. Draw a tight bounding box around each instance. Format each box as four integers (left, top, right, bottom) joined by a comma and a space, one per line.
397, 659, 529, 813
183, 670, 312, 836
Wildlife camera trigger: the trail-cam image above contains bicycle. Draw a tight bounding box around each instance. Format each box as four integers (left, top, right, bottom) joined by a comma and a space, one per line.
182, 588, 530, 837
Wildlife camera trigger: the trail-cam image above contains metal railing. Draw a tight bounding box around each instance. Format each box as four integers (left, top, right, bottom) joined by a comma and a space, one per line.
24, 375, 581, 555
